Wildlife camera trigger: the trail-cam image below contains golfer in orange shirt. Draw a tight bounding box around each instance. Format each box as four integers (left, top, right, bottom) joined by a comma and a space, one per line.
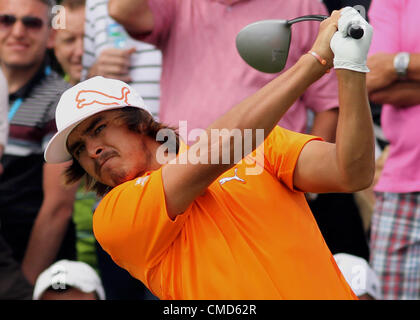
44, 8, 374, 299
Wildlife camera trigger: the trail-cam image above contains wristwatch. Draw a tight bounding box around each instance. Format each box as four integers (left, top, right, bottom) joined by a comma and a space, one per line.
393, 52, 410, 79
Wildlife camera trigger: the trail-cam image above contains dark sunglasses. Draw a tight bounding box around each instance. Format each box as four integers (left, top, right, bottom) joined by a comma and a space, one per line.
0, 14, 44, 30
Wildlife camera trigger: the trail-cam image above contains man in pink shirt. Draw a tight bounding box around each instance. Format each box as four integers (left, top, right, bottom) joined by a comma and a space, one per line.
108, 0, 339, 143
367, 0, 420, 300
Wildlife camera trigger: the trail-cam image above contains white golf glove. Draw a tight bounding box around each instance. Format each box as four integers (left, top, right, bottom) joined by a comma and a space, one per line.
330, 7, 373, 73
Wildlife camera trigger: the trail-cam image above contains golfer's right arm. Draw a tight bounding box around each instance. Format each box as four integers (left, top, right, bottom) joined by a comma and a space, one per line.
161, 13, 341, 219
108, 0, 154, 35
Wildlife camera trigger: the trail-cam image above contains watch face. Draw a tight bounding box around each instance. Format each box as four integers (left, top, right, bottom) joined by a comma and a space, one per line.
395, 53, 410, 76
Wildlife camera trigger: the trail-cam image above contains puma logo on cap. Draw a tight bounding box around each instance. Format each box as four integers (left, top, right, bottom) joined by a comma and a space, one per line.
75, 87, 131, 109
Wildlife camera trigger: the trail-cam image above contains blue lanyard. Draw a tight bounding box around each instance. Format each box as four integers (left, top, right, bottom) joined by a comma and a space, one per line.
44, 65, 51, 76
7, 66, 51, 122
8, 98, 23, 122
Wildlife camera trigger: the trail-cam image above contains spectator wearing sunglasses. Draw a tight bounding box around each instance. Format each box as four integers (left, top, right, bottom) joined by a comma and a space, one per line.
0, 0, 79, 294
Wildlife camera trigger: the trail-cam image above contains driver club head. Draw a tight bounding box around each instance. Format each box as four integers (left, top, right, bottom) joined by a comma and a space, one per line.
236, 19, 292, 73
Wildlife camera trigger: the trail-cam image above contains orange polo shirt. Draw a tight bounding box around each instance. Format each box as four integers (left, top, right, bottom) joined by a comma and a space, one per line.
93, 126, 356, 300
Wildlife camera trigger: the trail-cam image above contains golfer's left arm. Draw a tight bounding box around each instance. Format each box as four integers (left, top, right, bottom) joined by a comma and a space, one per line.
294, 8, 375, 193
294, 70, 375, 193
21, 162, 78, 285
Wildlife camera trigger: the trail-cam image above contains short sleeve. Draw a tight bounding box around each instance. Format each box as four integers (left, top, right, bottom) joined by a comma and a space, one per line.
368, 0, 401, 55
262, 126, 322, 191
93, 168, 189, 281
128, 0, 177, 49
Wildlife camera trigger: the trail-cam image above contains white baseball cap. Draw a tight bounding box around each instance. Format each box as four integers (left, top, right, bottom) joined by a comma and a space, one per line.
33, 259, 106, 300
334, 253, 381, 299
44, 76, 150, 163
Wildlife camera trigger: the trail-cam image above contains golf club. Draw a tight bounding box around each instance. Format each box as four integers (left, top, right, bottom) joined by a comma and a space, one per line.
236, 15, 364, 73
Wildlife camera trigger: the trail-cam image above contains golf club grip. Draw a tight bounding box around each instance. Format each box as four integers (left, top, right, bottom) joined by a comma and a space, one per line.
347, 24, 364, 39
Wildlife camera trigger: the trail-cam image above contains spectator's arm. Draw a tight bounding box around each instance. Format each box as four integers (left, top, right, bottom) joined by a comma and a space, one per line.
369, 81, 420, 107
406, 53, 420, 82
310, 108, 339, 143
21, 162, 78, 285
366, 53, 397, 94
367, 53, 420, 94
108, 0, 154, 35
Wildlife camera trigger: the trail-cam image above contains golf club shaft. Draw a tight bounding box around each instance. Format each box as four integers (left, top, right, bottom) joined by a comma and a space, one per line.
287, 15, 364, 39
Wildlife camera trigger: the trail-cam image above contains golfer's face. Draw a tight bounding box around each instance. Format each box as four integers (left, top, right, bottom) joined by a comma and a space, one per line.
67, 110, 153, 187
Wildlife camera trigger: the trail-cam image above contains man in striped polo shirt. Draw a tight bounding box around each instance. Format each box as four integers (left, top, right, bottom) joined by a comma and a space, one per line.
0, 0, 79, 292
